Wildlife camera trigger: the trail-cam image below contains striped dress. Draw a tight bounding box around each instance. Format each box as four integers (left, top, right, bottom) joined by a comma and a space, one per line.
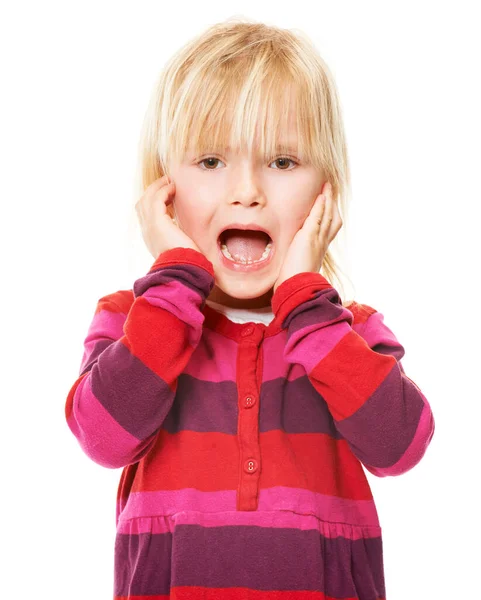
65, 246, 435, 600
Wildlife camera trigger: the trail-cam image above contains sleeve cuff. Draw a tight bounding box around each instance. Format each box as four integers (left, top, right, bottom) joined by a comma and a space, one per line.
271, 272, 334, 323
150, 247, 215, 279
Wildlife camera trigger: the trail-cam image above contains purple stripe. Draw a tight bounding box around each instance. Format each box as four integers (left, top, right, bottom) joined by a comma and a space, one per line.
133, 262, 214, 300
366, 397, 435, 476
335, 365, 425, 468
79, 338, 112, 377
114, 519, 384, 598
261, 375, 342, 436
371, 341, 405, 361
90, 340, 174, 440
67, 377, 157, 469
281, 286, 351, 333
163, 375, 237, 434
161, 374, 342, 439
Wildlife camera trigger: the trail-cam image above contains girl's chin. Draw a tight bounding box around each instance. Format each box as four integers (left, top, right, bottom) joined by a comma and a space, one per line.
208, 279, 275, 307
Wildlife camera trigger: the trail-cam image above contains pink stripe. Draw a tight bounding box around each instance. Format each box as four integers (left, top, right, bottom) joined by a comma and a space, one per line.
263, 334, 311, 381
117, 486, 380, 528
67, 375, 151, 469
360, 311, 399, 350
365, 398, 435, 477
285, 320, 352, 374
116, 510, 381, 540
184, 322, 367, 384
183, 331, 239, 381
80, 308, 126, 373
184, 328, 353, 383
142, 280, 205, 347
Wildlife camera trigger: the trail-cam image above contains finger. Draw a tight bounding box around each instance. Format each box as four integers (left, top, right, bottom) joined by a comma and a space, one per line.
136, 175, 171, 209
321, 185, 342, 242
325, 183, 343, 236
320, 205, 333, 240
316, 191, 332, 233
305, 193, 327, 230
329, 202, 343, 240
311, 179, 333, 227
153, 183, 176, 220
145, 175, 173, 199
318, 196, 329, 229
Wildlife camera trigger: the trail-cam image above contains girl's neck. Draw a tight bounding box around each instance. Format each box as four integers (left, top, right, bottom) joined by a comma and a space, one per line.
206, 285, 273, 309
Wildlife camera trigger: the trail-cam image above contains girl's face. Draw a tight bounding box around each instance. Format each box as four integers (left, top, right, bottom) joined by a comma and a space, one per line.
166, 128, 326, 309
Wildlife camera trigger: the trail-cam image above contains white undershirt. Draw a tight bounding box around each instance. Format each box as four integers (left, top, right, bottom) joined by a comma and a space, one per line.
205, 299, 275, 325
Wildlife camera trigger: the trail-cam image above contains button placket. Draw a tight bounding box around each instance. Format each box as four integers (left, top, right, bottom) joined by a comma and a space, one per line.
236, 322, 264, 511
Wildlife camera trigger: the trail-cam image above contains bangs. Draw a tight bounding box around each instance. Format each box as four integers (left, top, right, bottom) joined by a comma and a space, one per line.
160, 59, 324, 170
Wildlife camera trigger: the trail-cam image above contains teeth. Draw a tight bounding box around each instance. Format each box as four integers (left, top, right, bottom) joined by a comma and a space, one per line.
221, 241, 273, 264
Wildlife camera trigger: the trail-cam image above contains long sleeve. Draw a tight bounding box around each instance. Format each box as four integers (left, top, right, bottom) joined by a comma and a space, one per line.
271, 271, 435, 477
65, 247, 215, 469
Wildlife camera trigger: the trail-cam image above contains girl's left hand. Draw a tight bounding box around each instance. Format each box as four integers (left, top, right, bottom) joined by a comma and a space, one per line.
273, 181, 343, 294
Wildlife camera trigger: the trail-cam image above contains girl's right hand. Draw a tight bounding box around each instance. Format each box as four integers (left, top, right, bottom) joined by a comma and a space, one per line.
135, 175, 202, 259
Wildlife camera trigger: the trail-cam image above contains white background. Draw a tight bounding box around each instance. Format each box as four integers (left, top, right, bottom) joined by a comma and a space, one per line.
2, 1, 479, 598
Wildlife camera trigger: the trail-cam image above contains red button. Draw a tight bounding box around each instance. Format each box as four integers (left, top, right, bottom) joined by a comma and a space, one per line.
244, 395, 256, 408
241, 325, 254, 337
244, 458, 258, 474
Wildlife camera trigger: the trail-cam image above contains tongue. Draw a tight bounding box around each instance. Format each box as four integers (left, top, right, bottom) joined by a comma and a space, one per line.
222, 229, 270, 261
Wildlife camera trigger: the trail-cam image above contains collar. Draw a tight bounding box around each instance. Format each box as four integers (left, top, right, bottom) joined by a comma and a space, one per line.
202, 301, 284, 342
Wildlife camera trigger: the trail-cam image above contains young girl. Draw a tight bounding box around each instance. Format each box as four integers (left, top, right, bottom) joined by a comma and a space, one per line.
65, 18, 435, 600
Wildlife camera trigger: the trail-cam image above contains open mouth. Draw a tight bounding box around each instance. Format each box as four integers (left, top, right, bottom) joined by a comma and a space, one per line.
218, 229, 274, 265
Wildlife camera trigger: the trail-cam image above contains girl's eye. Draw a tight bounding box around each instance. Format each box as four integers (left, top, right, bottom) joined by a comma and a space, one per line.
269, 157, 298, 170
196, 156, 298, 170
197, 157, 224, 170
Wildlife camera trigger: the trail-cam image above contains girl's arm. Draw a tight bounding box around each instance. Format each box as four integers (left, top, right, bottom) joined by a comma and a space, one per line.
65, 247, 215, 469
271, 272, 435, 477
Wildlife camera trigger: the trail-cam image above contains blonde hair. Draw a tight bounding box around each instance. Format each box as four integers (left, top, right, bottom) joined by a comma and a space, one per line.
128, 16, 356, 306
